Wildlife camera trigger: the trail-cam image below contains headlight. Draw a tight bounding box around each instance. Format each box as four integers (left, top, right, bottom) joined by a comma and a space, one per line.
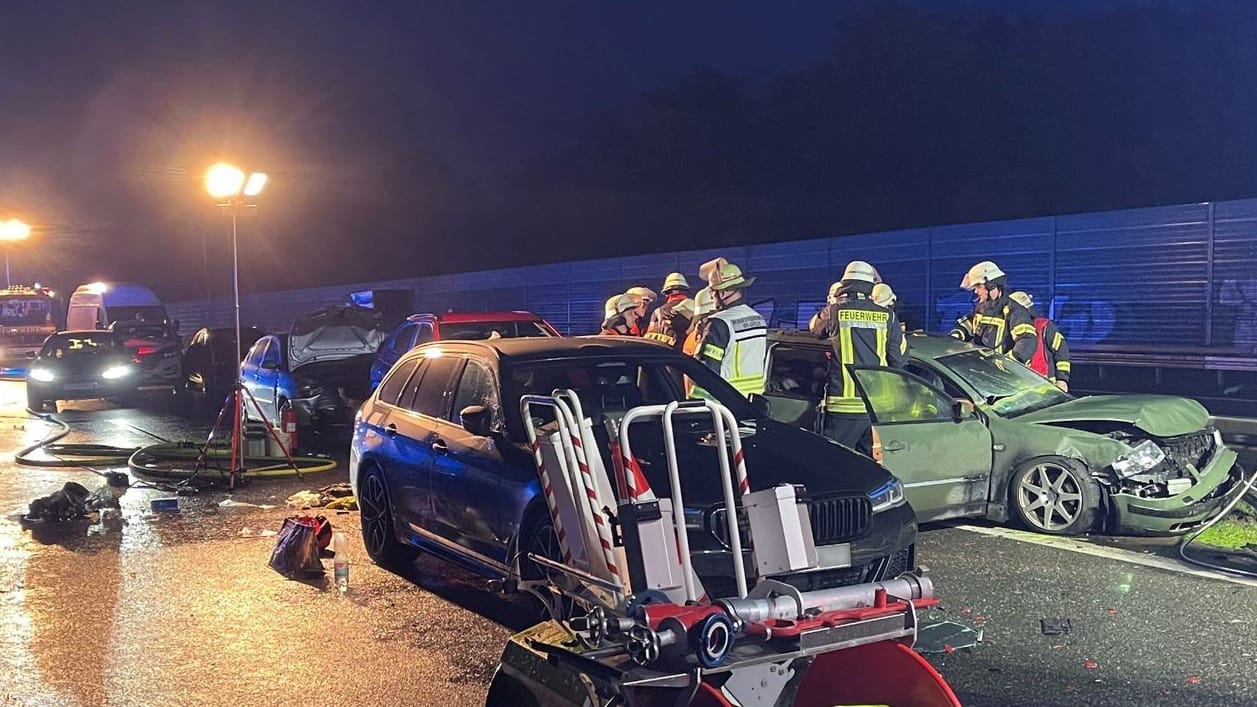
29, 367, 55, 382
868, 478, 906, 513
101, 365, 134, 380
1111, 440, 1166, 478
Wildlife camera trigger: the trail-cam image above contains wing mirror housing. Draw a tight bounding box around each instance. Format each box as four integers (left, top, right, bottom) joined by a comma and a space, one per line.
952, 399, 976, 422
460, 404, 493, 437
747, 393, 771, 418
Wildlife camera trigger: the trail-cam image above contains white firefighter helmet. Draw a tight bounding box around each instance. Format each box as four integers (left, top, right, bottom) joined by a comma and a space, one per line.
626, 286, 657, 306
960, 260, 1007, 290
661, 272, 690, 293
707, 262, 756, 291
841, 260, 880, 284
671, 297, 697, 319
1009, 291, 1034, 310
692, 287, 716, 317
604, 294, 636, 320
698, 257, 729, 284
872, 283, 897, 308
826, 281, 842, 305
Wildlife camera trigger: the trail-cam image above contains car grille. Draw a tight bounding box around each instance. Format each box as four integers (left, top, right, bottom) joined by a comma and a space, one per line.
1161, 428, 1215, 472
808, 495, 872, 544
874, 545, 915, 581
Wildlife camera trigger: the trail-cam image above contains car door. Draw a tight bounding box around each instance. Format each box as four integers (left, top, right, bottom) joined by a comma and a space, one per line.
849, 366, 994, 522
390, 354, 461, 535
764, 340, 829, 434
372, 322, 418, 389
429, 355, 513, 564
367, 357, 428, 533
253, 338, 284, 423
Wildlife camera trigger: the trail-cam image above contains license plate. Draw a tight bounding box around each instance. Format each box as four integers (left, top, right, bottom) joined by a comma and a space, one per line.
816, 543, 852, 569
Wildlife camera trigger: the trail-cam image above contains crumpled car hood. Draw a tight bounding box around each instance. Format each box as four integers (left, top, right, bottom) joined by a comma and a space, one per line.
1015, 394, 1209, 437
289, 306, 386, 370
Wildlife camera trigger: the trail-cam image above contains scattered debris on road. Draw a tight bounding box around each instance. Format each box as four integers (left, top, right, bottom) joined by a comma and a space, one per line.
1041, 617, 1072, 635
286, 483, 356, 510
917, 621, 983, 654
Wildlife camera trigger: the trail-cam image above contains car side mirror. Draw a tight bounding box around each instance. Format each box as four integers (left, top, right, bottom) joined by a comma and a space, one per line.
25, 350, 37, 359
260, 359, 279, 370
747, 393, 771, 418
952, 399, 976, 422
460, 404, 493, 437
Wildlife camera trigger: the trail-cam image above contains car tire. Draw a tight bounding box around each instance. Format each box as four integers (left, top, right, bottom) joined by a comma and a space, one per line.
358, 464, 420, 568
1010, 456, 1103, 535
520, 513, 580, 620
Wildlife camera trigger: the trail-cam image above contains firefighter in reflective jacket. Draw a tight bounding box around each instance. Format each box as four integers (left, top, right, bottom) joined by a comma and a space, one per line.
644, 273, 695, 350
600, 294, 639, 335
950, 260, 1038, 364
809, 260, 908, 455
1010, 291, 1071, 392
692, 261, 767, 398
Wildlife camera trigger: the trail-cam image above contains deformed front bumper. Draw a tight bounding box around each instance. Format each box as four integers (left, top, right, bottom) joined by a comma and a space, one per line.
1111, 445, 1246, 534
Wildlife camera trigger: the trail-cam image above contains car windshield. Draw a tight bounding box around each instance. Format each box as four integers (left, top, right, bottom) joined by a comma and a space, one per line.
105, 306, 167, 327
503, 354, 756, 439
42, 334, 121, 358
114, 323, 175, 341
0, 296, 53, 326
441, 320, 554, 340
936, 349, 1070, 418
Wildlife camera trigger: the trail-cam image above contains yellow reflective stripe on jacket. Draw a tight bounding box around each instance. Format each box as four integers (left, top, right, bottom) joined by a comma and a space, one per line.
839, 325, 855, 399
1052, 332, 1065, 350
1056, 361, 1071, 373
1012, 323, 1037, 339
645, 332, 677, 346
876, 326, 888, 366
702, 343, 725, 360
824, 395, 867, 414
727, 374, 763, 395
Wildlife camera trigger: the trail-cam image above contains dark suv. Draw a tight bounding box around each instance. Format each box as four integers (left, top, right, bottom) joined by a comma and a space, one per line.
368, 311, 559, 391
350, 337, 916, 600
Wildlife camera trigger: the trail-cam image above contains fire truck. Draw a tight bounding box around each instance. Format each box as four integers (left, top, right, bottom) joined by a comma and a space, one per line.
0, 284, 57, 377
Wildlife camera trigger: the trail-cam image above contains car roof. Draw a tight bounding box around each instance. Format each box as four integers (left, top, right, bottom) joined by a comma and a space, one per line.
768, 329, 983, 359
410, 335, 671, 365
53, 330, 118, 338
407, 311, 546, 324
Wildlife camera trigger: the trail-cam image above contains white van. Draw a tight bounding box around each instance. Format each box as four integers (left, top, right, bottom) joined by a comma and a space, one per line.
66, 282, 171, 331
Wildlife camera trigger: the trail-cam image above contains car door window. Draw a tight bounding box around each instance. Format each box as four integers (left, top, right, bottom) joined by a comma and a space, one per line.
243, 339, 267, 367
413, 322, 434, 348
449, 359, 499, 424
766, 344, 828, 398
261, 339, 282, 369
406, 355, 460, 418
851, 368, 955, 424
387, 323, 417, 355
377, 358, 419, 406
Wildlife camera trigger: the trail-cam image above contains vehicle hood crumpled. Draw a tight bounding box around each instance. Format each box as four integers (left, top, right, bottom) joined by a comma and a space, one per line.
289, 306, 387, 370
1016, 394, 1209, 438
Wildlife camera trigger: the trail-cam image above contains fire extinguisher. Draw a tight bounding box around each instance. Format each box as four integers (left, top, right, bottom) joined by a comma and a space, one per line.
279, 401, 299, 456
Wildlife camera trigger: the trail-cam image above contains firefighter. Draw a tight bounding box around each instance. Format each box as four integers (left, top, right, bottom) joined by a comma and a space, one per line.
692, 260, 767, 398
951, 260, 1037, 364
683, 286, 715, 358
872, 283, 908, 334
600, 294, 639, 335
644, 273, 695, 350
1010, 291, 1071, 392
625, 286, 657, 336
811, 260, 908, 456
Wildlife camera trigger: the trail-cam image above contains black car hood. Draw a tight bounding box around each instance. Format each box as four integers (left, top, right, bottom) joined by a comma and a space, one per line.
622, 417, 890, 505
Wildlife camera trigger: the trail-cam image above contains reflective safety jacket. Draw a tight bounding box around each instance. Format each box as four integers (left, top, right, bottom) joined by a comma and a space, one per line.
951, 294, 1037, 363
644, 293, 693, 350
811, 288, 908, 414
1028, 313, 1071, 383
694, 303, 767, 397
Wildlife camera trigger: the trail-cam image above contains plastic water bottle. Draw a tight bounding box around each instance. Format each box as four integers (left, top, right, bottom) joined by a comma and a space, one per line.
332, 531, 349, 594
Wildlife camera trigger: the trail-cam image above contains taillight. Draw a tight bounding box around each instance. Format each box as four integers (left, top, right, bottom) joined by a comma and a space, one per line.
135, 345, 159, 357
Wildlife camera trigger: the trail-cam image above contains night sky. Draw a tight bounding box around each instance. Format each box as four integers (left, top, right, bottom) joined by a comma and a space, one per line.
0, 0, 1240, 301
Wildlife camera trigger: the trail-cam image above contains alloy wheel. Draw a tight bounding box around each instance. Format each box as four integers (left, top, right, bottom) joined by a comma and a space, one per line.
361, 472, 391, 558
1016, 462, 1084, 532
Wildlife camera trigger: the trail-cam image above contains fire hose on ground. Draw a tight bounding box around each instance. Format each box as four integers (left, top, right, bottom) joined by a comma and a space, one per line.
16, 408, 338, 483
1177, 462, 1257, 579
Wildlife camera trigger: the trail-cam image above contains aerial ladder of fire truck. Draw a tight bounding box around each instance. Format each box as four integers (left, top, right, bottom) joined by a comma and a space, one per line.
491, 392, 961, 706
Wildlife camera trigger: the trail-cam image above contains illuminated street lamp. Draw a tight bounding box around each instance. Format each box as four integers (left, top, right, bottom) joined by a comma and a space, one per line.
204, 162, 268, 486
0, 218, 33, 287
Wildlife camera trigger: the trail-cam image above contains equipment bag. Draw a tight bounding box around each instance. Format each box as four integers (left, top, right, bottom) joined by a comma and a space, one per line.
268, 516, 326, 578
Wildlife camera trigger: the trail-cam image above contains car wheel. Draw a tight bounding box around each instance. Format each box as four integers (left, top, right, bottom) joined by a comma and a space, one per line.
1010, 457, 1103, 535
521, 514, 580, 620
358, 464, 419, 568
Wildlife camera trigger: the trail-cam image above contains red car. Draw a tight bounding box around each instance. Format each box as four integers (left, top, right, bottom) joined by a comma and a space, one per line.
368, 311, 560, 390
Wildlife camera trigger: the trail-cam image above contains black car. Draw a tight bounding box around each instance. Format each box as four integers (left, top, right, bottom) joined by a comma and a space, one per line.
111, 320, 184, 393
26, 331, 140, 411
350, 337, 916, 601
182, 326, 266, 415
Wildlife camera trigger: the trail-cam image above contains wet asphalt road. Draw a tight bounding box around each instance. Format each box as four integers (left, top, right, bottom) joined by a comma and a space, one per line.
1, 379, 1256, 706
